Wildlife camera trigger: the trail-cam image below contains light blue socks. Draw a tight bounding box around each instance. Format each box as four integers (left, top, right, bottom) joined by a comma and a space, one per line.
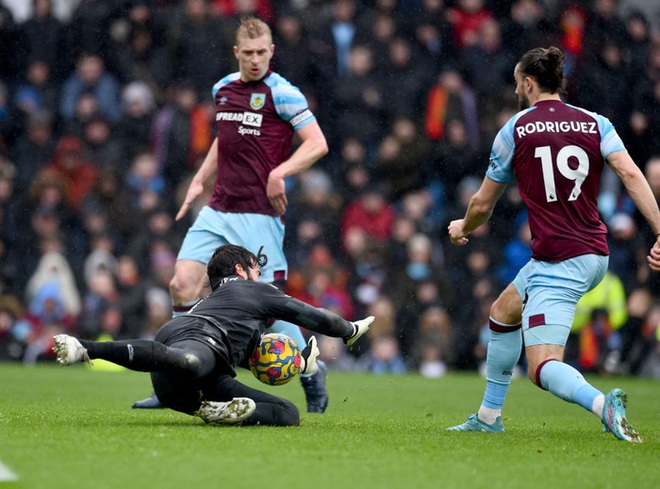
482, 318, 522, 411
538, 359, 602, 412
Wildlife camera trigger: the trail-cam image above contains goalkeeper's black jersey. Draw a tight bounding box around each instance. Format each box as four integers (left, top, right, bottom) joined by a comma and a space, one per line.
154, 276, 354, 376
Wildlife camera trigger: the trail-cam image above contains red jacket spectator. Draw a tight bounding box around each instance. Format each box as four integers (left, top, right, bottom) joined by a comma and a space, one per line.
41, 136, 99, 210
341, 187, 396, 245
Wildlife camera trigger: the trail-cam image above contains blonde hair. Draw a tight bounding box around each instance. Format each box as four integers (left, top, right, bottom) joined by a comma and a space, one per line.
235, 17, 272, 45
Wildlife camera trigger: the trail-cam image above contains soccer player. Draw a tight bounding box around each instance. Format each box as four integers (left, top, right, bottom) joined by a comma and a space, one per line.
446, 46, 660, 442
53, 244, 374, 426
133, 17, 331, 411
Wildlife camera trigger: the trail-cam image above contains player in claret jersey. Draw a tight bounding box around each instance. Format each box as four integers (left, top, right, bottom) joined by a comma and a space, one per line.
447, 46, 660, 442
133, 17, 331, 412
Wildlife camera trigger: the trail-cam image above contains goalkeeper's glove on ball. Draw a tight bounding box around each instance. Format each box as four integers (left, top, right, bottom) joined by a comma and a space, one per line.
300, 335, 320, 374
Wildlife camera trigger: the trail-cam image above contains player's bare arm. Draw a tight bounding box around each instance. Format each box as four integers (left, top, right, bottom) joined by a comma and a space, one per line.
267, 120, 328, 215
176, 138, 219, 221
607, 150, 660, 271
448, 177, 507, 246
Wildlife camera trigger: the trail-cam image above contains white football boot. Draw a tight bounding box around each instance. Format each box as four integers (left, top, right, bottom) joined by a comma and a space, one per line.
195, 398, 256, 425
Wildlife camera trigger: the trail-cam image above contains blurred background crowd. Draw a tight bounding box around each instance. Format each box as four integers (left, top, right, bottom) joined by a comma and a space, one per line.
0, 0, 660, 379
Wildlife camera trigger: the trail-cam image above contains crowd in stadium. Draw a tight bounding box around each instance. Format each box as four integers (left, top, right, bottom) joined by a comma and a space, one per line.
0, 0, 659, 379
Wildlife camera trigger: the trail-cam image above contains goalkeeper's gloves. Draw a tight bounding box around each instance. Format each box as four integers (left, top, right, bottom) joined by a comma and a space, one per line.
344, 316, 374, 347
299, 335, 320, 375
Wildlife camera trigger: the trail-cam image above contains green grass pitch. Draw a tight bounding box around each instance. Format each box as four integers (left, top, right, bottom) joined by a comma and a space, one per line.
0, 364, 658, 489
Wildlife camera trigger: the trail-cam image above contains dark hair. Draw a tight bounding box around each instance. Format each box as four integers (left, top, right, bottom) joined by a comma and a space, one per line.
518, 46, 566, 94
207, 244, 268, 291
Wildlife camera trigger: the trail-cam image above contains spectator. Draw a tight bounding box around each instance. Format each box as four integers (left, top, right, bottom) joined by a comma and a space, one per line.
15, 0, 65, 80
115, 81, 156, 167
141, 286, 171, 340
150, 83, 211, 187
356, 296, 406, 374
460, 17, 515, 102
13, 60, 60, 124
24, 235, 81, 320
212, 0, 275, 25
271, 11, 316, 93
500, 0, 556, 61
22, 280, 77, 364
568, 270, 628, 367
59, 53, 121, 124
81, 165, 135, 249
125, 151, 166, 212
125, 206, 181, 276
310, 0, 364, 80
622, 10, 653, 78
427, 118, 482, 204
0, 158, 19, 245
285, 169, 343, 267
410, 303, 454, 378
376, 115, 431, 200
446, 0, 494, 51
619, 1, 660, 37
423, 68, 479, 147
495, 210, 532, 287
81, 114, 122, 168
381, 36, 434, 120
607, 212, 645, 294
574, 41, 632, 131
166, 0, 230, 99
363, 11, 399, 70
114, 254, 149, 339
16, 174, 87, 283
618, 287, 658, 375
340, 184, 396, 250
111, 23, 173, 104
584, 0, 628, 54
405, 0, 456, 69
389, 232, 455, 312
39, 135, 99, 210
331, 44, 387, 157
78, 267, 120, 340
578, 308, 622, 374
327, 137, 373, 198
395, 278, 441, 360
0, 294, 26, 360
64, 0, 116, 67
0, 6, 17, 83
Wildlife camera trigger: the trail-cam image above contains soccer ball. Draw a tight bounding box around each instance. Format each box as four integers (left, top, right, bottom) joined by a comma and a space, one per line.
249, 333, 301, 386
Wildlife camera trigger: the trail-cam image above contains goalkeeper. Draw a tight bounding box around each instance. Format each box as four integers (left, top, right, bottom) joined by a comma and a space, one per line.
52, 244, 373, 427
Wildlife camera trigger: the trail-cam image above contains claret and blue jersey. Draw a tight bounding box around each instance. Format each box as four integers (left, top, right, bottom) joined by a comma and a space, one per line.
486, 99, 627, 262
209, 70, 315, 216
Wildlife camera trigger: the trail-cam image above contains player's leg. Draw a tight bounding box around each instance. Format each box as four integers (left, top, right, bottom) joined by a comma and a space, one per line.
53, 336, 216, 376
200, 374, 300, 426
169, 259, 207, 316
447, 272, 526, 432
523, 255, 607, 411
150, 370, 255, 425
478, 284, 523, 424
524, 255, 641, 442
170, 206, 229, 316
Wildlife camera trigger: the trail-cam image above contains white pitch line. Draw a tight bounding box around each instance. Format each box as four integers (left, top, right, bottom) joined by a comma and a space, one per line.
0, 460, 18, 482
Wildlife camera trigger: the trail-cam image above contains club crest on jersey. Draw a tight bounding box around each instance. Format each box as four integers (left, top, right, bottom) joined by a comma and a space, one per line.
250, 93, 266, 110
